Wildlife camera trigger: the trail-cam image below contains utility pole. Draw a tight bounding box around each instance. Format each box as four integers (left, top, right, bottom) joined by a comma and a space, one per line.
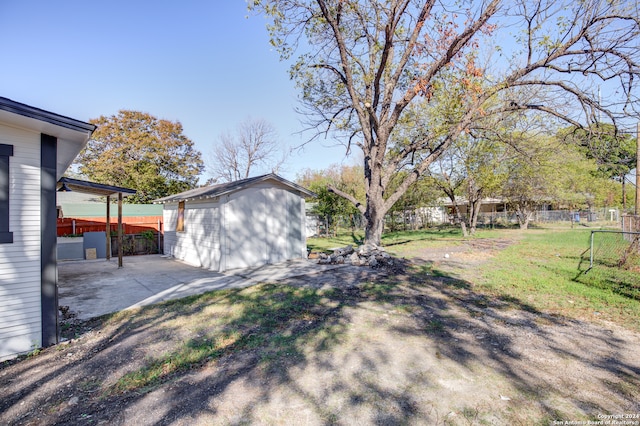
636, 121, 640, 216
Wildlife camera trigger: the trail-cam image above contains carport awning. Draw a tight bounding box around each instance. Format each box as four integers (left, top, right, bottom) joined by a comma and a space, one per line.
56, 177, 136, 268
57, 177, 136, 197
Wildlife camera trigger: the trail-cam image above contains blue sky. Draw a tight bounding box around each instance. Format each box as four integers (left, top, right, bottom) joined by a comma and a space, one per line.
0, 0, 352, 181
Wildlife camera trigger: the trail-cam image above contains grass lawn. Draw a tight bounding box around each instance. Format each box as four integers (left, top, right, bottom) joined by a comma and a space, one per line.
471, 227, 640, 330
307, 227, 468, 253
2, 224, 639, 424
309, 225, 640, 330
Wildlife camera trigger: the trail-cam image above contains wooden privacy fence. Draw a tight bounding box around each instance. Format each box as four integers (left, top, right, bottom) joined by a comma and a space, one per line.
57, 216, 163, 237
110, 234, 164, 256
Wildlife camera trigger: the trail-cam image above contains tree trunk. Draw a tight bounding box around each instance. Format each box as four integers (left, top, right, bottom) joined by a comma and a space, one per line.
515, 206, 530, 230
467, 183, 483, 235
445, 192, 468, 237
364, 202, 385, 246
468, 199, 482, 234
458, 210, 469, 236
362, 157, 388, 245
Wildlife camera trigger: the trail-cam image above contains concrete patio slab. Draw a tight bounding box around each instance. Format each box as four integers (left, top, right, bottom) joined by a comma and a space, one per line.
58, 255, 348, 320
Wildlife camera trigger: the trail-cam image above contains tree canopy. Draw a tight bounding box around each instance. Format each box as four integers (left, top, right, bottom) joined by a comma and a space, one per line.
74, 110, 204, 203
208, 118, 288, 183
560, 123, 637, 183
297, 164, 364, 233
251, 0, 640, 245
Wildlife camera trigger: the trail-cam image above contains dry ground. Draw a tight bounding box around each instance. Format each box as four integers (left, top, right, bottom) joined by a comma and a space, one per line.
1, 239, 639, 425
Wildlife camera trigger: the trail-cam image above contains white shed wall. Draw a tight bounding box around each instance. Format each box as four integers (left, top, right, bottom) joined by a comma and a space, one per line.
163, 199, 221, 270
163, 181, 307, 272
0, 123, 42, 360
222, 182, 306, 271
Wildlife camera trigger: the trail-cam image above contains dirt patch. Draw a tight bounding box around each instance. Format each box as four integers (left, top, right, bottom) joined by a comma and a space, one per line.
402, 238, 517, 282
1, 240, 639, 425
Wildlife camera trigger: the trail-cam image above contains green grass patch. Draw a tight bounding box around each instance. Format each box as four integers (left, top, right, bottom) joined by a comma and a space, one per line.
474, 228, 640, 329
307, 227, 466, 254
106, 284, 340, 395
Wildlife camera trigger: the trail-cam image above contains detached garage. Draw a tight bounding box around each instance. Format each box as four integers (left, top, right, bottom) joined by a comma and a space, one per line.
155, 174, 315, 272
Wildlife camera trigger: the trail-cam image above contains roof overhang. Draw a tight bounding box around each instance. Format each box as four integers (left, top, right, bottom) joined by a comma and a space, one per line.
0, 97, 96, 180
154, 173, 317, 204
57, 177, 136, 198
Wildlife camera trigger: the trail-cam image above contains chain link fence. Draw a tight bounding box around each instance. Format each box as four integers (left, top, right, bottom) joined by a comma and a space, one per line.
621, 214, 640, 234
587, 230, 640, 271
307, 208, 626, 237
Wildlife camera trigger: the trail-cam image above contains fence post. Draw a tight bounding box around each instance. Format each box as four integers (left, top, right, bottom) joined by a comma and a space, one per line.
72, 219, 76, 235
589, 230, 595, 270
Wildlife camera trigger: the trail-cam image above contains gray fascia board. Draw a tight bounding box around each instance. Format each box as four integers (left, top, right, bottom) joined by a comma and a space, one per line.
0, 97, 96, 133
153, 174, 316, 204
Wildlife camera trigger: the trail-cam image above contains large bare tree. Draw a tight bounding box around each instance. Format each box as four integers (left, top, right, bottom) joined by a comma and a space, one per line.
209, 118, 287, 182
251, 0, 640, 245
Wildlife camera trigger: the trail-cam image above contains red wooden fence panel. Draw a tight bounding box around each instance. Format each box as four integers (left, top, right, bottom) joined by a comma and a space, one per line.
57, 216, 163, 237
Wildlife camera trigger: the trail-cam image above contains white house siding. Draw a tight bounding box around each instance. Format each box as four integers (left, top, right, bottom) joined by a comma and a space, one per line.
163, 200, 221, 270
0, 123, 41, 360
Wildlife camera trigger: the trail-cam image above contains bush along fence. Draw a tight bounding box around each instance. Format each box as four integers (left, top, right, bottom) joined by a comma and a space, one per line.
110, 231, 163, 256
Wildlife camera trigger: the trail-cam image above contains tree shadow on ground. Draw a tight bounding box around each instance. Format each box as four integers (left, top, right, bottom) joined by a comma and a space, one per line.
1, 264, 639, 425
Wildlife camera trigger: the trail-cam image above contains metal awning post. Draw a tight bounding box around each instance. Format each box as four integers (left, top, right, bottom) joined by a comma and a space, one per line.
106, 195, 111, 260
118, 192, 123, 268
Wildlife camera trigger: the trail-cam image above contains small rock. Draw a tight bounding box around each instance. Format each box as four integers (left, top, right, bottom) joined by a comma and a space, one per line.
359, 243, 379, 256
333, 245, 354, 256
68, 396, 79, 406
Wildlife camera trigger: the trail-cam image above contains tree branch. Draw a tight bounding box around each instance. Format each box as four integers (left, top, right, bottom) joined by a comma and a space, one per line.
328, 184, 365, 215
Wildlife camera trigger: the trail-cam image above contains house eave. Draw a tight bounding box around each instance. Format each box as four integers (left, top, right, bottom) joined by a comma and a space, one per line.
0, 97, 96, 179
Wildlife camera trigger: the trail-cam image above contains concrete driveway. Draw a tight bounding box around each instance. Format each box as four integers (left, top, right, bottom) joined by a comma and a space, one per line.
58, 255, 353, 320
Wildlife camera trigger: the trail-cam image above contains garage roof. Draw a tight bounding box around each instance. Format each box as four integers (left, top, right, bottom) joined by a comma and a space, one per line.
153, 173, 316, 204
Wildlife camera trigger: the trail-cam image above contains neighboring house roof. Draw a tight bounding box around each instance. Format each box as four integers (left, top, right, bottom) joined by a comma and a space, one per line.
58, 203, 162, 218
0, 97, 96, 179
437, 197, 506, 207
153, 173, 317, 204
57, 177, 137, 198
